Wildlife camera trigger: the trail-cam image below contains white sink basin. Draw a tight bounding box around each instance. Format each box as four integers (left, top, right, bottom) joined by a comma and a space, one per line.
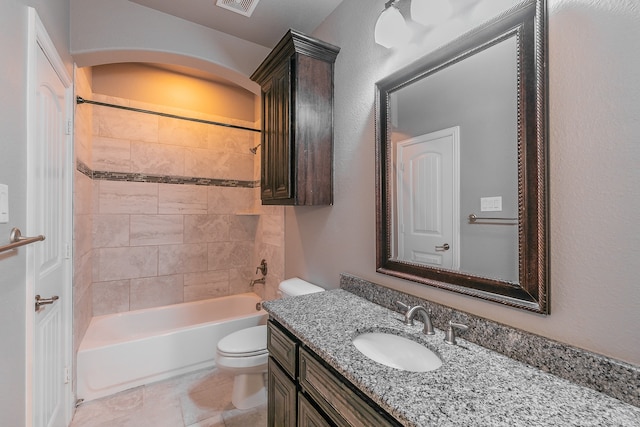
352, 332, 442, 372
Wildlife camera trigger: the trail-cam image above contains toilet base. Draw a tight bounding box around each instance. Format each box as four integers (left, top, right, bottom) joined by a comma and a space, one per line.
231, 372, 266, 410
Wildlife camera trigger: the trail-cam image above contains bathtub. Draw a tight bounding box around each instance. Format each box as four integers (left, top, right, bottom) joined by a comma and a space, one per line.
77, 292, 267, 402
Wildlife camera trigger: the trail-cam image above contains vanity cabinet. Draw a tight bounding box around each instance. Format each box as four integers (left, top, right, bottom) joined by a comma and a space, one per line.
267, 320, 401, 427
250, 30, 339, 205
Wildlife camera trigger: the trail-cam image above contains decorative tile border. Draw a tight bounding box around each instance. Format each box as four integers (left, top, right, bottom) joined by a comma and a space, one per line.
76, 160, 259, 188
340, 273, 640, 407
76, 160, 92, 179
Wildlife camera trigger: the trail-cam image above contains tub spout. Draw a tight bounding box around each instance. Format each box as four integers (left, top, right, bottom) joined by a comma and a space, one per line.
250, 277, 266, 287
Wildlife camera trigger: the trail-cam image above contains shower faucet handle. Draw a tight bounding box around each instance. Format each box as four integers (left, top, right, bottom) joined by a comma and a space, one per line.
255, 259, 268, 276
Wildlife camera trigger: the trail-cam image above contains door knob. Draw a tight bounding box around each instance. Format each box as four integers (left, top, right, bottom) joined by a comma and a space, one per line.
435, 243, 450, 251
35, 294, 59, 312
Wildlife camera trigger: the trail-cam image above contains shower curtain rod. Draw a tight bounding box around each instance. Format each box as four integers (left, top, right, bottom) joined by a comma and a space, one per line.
76, 96, 261, 133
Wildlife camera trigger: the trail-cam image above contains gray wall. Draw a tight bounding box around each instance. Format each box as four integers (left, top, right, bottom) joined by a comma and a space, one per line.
0, 1, 71, 425
285, 0, 640, 366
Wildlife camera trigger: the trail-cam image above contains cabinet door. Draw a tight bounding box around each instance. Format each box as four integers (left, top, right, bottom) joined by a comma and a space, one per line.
298, 392, 332, 427
268, 358, 297, 427
262, 60, 292, 203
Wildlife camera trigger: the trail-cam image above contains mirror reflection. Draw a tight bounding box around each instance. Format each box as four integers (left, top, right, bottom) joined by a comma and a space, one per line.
376, 0, 549, 313
389, 35, 519, 284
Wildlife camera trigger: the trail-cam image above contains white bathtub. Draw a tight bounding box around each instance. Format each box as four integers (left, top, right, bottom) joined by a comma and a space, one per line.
77, 292, 267, 402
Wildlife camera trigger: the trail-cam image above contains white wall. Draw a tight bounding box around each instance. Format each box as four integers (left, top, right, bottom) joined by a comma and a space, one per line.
0, 1, 71, 425
70, 0, 269, 94
285, 0, 640, 366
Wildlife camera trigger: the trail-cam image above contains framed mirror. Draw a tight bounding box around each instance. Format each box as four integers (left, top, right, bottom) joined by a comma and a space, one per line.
375, 0, 548, 313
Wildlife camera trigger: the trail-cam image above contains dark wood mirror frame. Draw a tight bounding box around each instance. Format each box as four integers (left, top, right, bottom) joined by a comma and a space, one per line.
375, 0, 549, 313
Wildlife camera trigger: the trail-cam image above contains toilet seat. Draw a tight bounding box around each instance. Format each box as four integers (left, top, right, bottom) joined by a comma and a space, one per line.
217, 348, 267, 358
217, 325, 267, 357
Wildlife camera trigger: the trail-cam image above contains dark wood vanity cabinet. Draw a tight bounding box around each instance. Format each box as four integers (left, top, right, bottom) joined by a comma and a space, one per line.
251, 30, 339, 205
267, 320, 400, 427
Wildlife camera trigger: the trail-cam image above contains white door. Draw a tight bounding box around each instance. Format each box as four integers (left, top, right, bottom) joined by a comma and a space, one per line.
27, 9, 73, 427
396, 127, 460, 269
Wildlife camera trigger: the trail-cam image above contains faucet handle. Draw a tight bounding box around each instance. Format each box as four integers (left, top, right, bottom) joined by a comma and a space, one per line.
444, 321, 468, 345
255, 259, 268, 275
396, 301, 410, 313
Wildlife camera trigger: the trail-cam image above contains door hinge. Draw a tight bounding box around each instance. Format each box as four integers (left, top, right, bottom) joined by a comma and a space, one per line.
66, 119, 72, 135
64, 367, 70, 384
65, 243, 71, 259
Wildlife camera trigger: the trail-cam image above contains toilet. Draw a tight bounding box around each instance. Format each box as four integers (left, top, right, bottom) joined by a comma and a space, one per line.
215, 278, 324, 409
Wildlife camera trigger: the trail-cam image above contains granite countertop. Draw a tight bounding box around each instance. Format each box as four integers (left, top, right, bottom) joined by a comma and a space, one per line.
262, 289, 640, 427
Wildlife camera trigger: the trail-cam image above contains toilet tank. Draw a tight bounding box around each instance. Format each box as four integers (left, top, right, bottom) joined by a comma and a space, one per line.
278, 277, 325, 298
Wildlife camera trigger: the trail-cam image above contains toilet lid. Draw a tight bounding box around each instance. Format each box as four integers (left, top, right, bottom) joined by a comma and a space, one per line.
217, 325, 267, 356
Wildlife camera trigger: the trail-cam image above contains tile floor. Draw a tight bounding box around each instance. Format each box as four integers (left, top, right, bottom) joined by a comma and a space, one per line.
70, 368, 267, 427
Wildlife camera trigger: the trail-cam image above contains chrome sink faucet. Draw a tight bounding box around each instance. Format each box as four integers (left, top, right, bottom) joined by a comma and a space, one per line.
397, 302, 435, 335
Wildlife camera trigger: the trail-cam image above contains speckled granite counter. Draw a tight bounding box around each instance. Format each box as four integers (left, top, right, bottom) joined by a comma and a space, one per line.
262, 289, 640, 427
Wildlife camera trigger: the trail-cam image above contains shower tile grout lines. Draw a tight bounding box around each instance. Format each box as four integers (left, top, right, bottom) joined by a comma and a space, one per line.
70, 367, 266, 427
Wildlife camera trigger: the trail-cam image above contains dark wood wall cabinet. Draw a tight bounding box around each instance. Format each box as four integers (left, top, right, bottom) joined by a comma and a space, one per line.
251, 30, 340, 205
267, 320, 401, 427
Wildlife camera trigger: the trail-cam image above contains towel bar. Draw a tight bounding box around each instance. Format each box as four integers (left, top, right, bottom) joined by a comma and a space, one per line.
468, 213, 518, 224
0, 228, 45, 254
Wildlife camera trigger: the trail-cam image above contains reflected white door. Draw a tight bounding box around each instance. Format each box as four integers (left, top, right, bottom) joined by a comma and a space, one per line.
397, 127, 459, 269
28, 9, 73, 427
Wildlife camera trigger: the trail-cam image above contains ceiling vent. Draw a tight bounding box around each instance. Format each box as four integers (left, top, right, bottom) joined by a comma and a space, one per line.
215, 0, 260, 17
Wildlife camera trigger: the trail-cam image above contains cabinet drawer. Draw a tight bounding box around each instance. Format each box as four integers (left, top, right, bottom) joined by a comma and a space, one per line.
267, 321, 297, 378
299, 348, 398, 427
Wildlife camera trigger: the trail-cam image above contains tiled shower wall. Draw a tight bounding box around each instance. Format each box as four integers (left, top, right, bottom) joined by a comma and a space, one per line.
73, 67, 94, 354
75, 90, 283, 319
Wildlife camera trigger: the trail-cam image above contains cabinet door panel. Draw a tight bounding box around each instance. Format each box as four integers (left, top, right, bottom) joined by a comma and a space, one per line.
268, 358, 297, 427
262, 60, 292, 202
261, 79, 275, 200
298, 392, 332, 427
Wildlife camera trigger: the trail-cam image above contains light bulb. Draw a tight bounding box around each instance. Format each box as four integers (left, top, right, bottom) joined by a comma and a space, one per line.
374, 4, 411, 48
411, 0, 452, 26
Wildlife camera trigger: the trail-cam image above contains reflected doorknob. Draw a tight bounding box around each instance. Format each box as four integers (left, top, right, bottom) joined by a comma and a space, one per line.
435, 243, 450, 251
35, 294, 59, 312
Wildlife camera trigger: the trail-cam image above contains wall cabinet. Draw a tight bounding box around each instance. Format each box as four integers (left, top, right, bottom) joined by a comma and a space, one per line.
267, 320, 401, 427
251, 30, 340, 205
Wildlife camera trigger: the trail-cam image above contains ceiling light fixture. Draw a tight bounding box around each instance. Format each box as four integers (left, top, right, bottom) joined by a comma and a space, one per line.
411, 0, 452, 26
375, 0, 454, 48
374, 0, 410, 49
